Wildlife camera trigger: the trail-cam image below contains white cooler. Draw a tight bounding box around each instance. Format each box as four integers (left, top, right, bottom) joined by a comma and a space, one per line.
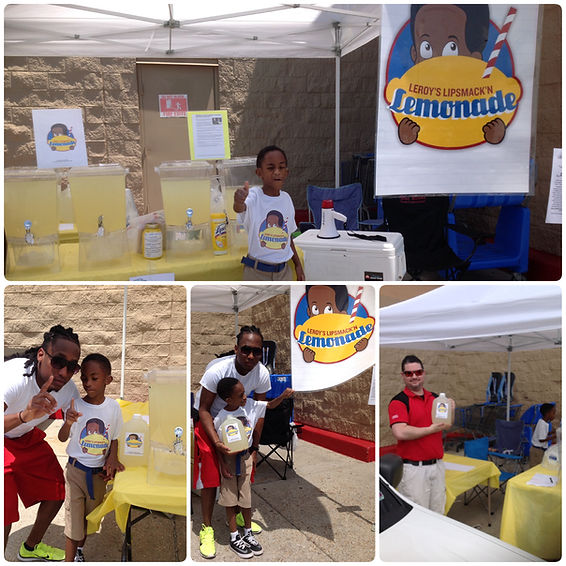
294, 230, 406, 281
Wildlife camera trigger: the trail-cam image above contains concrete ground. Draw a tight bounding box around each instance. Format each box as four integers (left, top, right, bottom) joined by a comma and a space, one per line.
4, 421, 186, 562
190, 440, 376, 562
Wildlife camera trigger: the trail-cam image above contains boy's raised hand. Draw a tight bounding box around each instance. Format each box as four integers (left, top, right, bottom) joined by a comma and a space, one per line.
27, 375, 58, 420
233, 181, 249, 210
65, 398, 82, 426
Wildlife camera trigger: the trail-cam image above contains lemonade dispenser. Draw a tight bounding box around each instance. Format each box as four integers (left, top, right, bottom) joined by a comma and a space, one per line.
217, 157, 256, 250
146, 368, 187, 486
68, 164, 130, 269
155, 161, 214, 257
5, 167, 60, 275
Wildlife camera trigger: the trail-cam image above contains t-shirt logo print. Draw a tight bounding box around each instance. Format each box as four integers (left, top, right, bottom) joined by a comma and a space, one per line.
258, 210, 288, 249
79, 418, 110, 455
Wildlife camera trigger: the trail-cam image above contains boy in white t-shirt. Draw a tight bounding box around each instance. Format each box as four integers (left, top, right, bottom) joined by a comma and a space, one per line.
213, 377, 293, 559
57, 353, 124, 562
530, 403, 557, 467
234, 145, 305, 281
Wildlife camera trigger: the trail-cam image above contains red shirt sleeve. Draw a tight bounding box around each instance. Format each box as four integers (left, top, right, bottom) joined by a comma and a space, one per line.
389, 399, 408, 426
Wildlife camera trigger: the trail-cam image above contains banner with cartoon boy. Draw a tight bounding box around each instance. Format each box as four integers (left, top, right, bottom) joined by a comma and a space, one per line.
375, 4, 539, 195
291, 285, 376, 392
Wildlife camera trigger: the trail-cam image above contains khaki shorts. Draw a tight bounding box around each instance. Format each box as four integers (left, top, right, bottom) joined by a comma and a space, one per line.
64, 463, 107, 541
218, 452, 253, 508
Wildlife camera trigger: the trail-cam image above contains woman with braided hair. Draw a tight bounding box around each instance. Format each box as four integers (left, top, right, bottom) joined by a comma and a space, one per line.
4, 325, 81, 561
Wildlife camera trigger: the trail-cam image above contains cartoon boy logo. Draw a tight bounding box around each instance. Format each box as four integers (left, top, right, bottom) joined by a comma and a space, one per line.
79, 418, 109, 455
236, 416, 253, 440
125, 433, 143, 449
385, 5, 521, 149
258, 210, 288, 250
47, 123, 77, 151
300, 285, 369, 363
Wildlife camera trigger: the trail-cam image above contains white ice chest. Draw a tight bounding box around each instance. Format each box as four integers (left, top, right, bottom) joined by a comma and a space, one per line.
294, 230, 406, 281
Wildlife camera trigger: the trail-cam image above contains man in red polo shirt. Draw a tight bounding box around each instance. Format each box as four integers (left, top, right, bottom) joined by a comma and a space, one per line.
388, 355, 454, 514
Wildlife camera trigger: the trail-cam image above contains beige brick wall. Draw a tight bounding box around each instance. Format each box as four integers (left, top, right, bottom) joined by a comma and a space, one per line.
4, 285, 186, 402
191, 292, 375, 441
379, 348, 562, 447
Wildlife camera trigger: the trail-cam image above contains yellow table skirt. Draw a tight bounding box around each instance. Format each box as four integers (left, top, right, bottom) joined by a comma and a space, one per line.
86, 467, 187, 534
86, 399, 186, 534
499, 464, 561, 560
6, 240, 248, 281
443, 453, 500, 514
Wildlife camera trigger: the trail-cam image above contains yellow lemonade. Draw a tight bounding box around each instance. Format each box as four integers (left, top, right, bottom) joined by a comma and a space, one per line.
5, 175, 59, 239
69, 169, 127, 234
161, 177, 211, 226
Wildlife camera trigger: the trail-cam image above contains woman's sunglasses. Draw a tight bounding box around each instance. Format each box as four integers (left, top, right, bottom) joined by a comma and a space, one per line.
403, 369, 424, 377
44, 350, 81, 374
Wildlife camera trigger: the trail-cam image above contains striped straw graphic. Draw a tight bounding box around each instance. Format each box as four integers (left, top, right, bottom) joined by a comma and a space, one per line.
349, 286, 364, 323
482, 7, 517, 79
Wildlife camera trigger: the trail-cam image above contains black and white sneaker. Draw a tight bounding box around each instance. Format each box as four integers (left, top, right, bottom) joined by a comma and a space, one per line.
229, 535, 253, 559
242, 533, 263, 556
74, 548, 85, 562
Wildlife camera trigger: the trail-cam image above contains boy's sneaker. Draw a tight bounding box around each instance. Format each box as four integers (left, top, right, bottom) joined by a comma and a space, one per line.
74, 549, 85, 562
235, 512, 262, 534
229, 534, 253, 559
18, 542, 65, 561
199, 524, 216, 559
242, 533, 263, 556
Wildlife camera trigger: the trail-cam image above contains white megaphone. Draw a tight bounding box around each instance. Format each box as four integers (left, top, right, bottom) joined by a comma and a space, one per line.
317, 199, 347, 239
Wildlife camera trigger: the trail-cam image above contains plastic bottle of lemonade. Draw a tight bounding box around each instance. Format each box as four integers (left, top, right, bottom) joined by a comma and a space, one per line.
219, 415, 249, 453
119, 414, 149, 467
431, 393, 453, 426
210, 176, 228, 255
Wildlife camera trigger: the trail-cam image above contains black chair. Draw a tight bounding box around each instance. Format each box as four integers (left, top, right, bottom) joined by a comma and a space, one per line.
382, 195, 483, 280
257, 398, 303, 480
261, 340, 276, 375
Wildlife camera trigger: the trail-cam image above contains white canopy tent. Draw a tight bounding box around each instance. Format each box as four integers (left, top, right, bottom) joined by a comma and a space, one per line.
380, 285, 562, 419
4, 3, 382, 185
191, 284, 289, 336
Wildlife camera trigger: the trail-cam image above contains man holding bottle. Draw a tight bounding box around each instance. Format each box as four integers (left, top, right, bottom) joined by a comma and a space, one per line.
388, 354, 455, 514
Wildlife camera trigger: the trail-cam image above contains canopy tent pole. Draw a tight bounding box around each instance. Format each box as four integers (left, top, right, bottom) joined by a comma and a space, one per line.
506, 336, 512, 421
120, 286, 128, 399
334, 22, 341, 187
232, 289, 239, 338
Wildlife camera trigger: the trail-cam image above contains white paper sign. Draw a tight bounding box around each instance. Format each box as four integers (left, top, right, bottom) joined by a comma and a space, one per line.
32, 108, 88, 169
290, 285, 376, 392
375, 5, 539, 195
545, 148, 562, 224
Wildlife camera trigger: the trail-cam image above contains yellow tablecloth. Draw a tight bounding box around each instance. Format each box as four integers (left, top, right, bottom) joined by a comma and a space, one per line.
499, 464, 561, 560
86, 467, 186, 534
6, 240, 248, 281
85, 399, 186, 534
443, 453, 500, 514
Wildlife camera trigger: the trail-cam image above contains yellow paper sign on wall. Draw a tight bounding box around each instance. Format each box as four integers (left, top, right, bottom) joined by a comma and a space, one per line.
187, 110, 231, 160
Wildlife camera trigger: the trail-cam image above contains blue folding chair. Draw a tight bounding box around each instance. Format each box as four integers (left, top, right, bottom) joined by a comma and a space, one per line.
463, 437, 494, 523
302, 183, 363, 231
447, 194, 530, 276
489, 419, 527, 488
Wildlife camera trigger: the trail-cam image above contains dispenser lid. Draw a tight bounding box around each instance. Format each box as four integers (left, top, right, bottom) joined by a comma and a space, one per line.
68, 164, 128, 177
4, 167, 57, 181
217, 157, 256, 170
322, 199, 334, 209
154, 160, 215, 178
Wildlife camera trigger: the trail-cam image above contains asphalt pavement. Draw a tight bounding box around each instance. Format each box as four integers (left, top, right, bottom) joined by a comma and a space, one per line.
190, 440, 376, 562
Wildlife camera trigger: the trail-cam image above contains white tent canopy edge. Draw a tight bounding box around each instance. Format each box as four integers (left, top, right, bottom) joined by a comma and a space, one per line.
380, 285, 562, 419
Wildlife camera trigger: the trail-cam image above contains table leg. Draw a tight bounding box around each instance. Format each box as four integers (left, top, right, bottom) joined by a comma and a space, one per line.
121, 507, 133, 562
487, 477, 491, 527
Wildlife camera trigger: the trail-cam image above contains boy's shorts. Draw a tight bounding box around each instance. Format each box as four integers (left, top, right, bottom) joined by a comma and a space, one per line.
218, 452, 253, 508
4, 427, 65, 525
192, 420, 221, 489
64, 463, 107, 541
